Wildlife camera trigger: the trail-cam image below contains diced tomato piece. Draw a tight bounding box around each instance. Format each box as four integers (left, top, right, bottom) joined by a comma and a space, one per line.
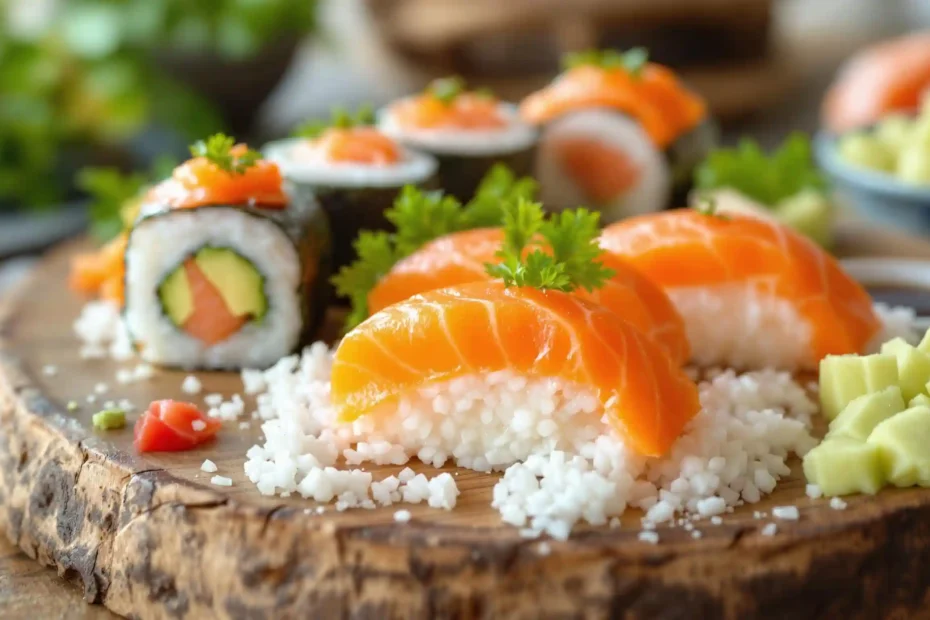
134, 399, 221, 453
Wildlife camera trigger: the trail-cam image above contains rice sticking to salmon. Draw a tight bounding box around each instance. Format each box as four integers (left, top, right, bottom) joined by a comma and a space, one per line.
367, 227, 690, 365
599, 209, 881, 369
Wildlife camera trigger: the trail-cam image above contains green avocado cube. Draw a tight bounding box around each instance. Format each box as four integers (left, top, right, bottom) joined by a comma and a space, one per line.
910, 393, 930, 408
867, 405, 930, 487
803, 437, 886, 496
880, 338, 930, 402
828, 386, 905, 441
819, 354, 899, 420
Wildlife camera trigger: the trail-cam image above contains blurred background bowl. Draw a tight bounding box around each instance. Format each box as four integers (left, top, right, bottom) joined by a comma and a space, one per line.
815, 130, 930, 234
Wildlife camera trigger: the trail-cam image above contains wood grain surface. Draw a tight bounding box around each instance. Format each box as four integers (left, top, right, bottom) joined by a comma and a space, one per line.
3, 220, 930, 619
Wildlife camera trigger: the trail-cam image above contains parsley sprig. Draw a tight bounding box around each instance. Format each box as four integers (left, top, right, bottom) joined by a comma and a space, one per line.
331, 164, 538, 330
189, 133, 261, 175
694, 133, 827, 207
426, 76, 494, 105
485, 200, 614, 292
294, 105, 376, 140
562, 48, 649, 77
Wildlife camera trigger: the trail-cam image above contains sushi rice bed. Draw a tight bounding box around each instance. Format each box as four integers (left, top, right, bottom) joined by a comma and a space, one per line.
667, 283, 813, 370
125, 208, 303, 369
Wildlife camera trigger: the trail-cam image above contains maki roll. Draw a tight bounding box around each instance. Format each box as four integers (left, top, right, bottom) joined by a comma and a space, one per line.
124, 135, 330, 369
265, 107, 437, 271
521, 48, 716, 222
378, 77, 538, 201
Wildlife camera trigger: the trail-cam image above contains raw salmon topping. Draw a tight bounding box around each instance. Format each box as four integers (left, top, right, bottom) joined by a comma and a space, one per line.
134, 399, 221, 453
520, 63, 706, 147
333, 281, 699, 457
392, 78, 506, 130
600, 210, 881, 362
151, 136, 287, 210
300, 127, 402, 165
180, 259, 249, 345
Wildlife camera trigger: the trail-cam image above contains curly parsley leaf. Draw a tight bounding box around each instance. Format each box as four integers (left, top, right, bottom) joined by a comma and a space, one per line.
189, 133, 260, 175
694, 133, 827, 207
562, 47, 649, 77
462, 163, 539, 228
77, 167, 148, 243
486, 199, 614, 292
386, 186, 465, 255
331, 231, 403, 331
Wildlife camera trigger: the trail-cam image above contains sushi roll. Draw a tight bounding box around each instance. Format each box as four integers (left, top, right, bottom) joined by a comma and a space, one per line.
265, 107, 437, 272
124, 135, 330, 369
366, 227, 690, 365
599, 209, 881, 370
521, 48, 716, 222
378, 77, 538, 202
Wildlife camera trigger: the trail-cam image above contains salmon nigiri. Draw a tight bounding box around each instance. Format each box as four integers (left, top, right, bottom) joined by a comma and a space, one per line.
367, 227, 690, 365
332, 281, 700, 457
600, 210, 881, 369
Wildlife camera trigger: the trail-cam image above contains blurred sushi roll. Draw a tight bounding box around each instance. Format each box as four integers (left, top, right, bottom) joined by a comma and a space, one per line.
124, 135, 330, 369
266, 107, 438, 271
521, 48, 716, 222
378, 77, 538, 202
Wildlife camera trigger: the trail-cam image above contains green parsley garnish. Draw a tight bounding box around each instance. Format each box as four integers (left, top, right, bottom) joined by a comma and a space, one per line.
78, 155, 179, 243
691, 193, 729, 220
189, 133, 261, 175
485, 200, 614, 292
331, 164, 539, 330
562, 48, 649, 77
294, 105, 376, 140
694, 133, 827, 207
92, 408, 126, 430
428, 76, 468, 104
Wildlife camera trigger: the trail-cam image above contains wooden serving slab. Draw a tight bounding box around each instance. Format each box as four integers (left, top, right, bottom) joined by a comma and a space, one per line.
4, 223, 930, 619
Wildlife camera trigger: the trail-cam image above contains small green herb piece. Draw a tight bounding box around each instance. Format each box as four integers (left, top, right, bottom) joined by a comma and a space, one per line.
386, 186, 465, 255
692, 193, 729, 219
428, 76, 467, 104
294, 105, 376, 140
189, 133, 261, 175
77, 167, 149, 243
67, 401, 79, 412
92, 408, 127, 430
694, 133, 827, 207
562, 48, 650, 77
331, 231, 403, 331
461, 163, 539, 229
485, 199, 614, 292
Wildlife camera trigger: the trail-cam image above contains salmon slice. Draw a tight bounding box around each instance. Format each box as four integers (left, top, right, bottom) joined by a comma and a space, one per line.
554, 136, 641, 204
181, 259, 248, 345
149, 145, 287, 210
308, 127, 401, 165
332, 281, 700, 457
392, 93, 506, 130
599, 210, 881, 364
823, 32, 930, 132
367, 227, 690, 365
520, 64, 706, 147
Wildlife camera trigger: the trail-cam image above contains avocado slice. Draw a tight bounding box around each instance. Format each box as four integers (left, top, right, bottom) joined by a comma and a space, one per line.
774, 189, 834, 249
158, 265, 194, 326
194, 247, 267, 321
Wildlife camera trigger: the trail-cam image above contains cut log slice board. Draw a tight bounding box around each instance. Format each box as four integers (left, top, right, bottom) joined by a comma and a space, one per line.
4, 223, 930, 619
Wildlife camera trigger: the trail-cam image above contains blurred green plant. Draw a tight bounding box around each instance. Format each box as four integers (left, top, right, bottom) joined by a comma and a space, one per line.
0, 0, 319, 209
